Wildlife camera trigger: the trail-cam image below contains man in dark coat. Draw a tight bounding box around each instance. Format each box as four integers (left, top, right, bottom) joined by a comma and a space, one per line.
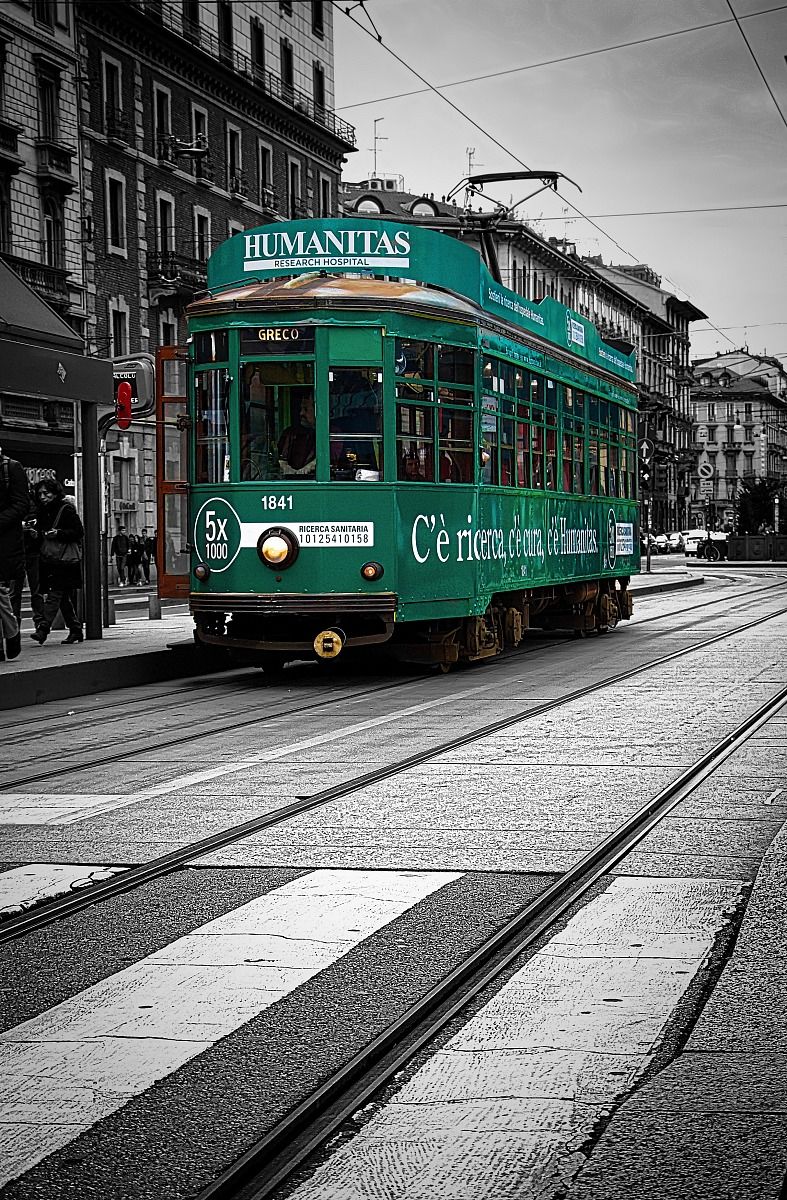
110, 525, 130, 586
0, 446, 28, 660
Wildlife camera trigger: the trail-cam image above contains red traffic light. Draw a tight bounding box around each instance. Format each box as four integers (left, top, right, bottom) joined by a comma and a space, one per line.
116, 381, 132, 430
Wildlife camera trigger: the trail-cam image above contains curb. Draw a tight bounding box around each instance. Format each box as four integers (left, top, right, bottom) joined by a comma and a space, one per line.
5, 643, 228, 711
632, 575, 704, 597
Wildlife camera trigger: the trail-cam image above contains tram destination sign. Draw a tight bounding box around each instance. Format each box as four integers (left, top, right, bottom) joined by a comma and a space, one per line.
240, 326, 315, 354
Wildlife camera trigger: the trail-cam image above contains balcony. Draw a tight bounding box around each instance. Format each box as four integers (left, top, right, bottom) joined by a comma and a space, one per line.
156, 135, 177, 167
105, 105, 131, 144
35, 140, 76, 192
0, 251, 70, 307
147, 250, 206, 296
229, 171, 248, 198
259, 185, 278, 214
193, 155, 214, 185
0, 116, 24, 173
129, 3, 356, 147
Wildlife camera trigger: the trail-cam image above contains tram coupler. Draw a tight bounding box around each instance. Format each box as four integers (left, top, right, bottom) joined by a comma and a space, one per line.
314, 628, 345, 659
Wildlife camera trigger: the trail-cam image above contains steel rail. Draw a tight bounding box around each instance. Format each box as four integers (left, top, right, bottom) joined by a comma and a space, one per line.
2, 602, 785, 946
1, 575, 781, 777
197, 680, 787, 1200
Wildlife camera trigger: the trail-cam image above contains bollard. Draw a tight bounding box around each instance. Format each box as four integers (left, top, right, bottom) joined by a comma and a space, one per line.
148, 593, 162, 621
107, 597, 116, 626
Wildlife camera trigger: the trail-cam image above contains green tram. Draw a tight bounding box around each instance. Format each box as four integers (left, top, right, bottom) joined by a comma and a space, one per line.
156, 219, 641, 670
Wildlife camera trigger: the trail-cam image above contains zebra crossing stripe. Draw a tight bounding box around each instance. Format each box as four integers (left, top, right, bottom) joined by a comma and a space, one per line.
283, 875, 744, 1200
0, 868, 461, 1186
0, 864, 126, 916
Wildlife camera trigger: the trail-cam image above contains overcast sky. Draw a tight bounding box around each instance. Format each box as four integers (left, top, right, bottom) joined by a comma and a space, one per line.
332, 0, 787, 363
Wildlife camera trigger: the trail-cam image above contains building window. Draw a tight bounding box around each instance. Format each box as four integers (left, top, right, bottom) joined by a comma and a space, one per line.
280, 0, 292, 14
312, 0, 324, 35
228, 219, 244, 239
194, 207, 211, 260
33, 0, 55, 28
251, 18, 265, 77
160, 309, 177, 347
154, 85, 171, 159
105, 170, 127, 254
226, 124, 242, 191
707, 402, 716, 420
218, 0, 233, 58
38, 69, 60, 142
287, 158, 301, 219
191, 103, 208, 148
182, 0, 199, 34
109, 301, 129, 356
313, 61, 325, 110
280, 39, 294, 89
258, 140, 273, 205
0, 176, 12, 254
156, 192, 175, 254
42, 195, 64, 268
319, 174, 331, 217
54, 1, 69, 30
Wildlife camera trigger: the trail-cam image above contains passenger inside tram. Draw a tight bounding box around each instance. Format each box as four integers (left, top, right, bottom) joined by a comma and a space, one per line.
278, 393, 316, 476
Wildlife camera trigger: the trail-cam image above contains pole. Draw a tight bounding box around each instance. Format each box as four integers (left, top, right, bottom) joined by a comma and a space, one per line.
80, 399, 102, 639
98, 412, 117, 629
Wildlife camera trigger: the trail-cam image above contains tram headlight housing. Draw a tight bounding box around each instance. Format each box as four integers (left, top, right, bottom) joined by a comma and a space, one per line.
194, 562, 211, 582
360, 560, 384, 582
257, 526, 300, 570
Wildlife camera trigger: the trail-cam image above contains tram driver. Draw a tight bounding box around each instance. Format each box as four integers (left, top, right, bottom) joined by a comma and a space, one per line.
278, 394, 317, 477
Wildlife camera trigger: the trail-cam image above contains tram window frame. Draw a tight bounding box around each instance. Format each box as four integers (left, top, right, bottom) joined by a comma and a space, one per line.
238, 358, 316, 482
329, 366, 384, 481
195, 367, 231, 484
396, 401, 435, 482
193, 330, 229, 364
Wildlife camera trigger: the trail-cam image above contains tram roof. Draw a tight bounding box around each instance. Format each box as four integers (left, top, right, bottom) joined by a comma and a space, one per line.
188, 272, 482, 321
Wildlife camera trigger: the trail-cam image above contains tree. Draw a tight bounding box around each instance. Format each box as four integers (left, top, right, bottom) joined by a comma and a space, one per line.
734, 477, 780, 534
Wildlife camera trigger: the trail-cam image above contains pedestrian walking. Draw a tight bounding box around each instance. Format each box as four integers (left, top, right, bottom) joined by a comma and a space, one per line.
127, 532, 143, 586
29, 479, 84, 646
20, 497, 45, 635
0, 446, 29, 661
110, 524, 129, 586
140, 527, 155, 583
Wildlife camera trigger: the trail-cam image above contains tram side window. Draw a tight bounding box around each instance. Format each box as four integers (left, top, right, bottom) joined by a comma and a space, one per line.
195, 369, 230, 483
588, 435, 599, 496
239, 361, 315, 481
397, 401, 435, 481
330, 367, 383, 480
438, 345, 474, 386
438, 389, 474, 483
480, 396, 499, 485
395, 338, 434, 395
194, 330, 229, 363
531, 419, 544, 489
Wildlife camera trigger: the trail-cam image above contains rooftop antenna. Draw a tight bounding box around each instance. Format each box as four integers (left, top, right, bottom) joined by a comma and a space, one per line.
370, 117, 387, 177
464, 148, 482, 207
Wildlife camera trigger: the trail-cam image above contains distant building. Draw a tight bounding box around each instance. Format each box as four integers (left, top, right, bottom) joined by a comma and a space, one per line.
691, 356, 787, 530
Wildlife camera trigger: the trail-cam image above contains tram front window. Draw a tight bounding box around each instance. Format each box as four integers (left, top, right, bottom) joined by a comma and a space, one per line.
195, 370, 230, 483
329, 367, 383, 480
240, 361, 315, 480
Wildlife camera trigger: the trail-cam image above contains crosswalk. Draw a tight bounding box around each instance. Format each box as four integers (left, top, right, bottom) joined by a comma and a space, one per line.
0, 869, 742, 1195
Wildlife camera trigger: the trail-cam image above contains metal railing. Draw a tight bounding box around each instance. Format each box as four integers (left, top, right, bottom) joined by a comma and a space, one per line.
146, 250, 207, 290
135, 3, 356, 145
0, 251, 70, 303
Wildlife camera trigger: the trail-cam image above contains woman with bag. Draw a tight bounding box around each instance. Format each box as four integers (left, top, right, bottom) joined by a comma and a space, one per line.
29, 479, 84, 645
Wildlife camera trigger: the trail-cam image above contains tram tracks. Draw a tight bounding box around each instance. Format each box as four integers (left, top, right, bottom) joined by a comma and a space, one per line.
2, 602, 785, 946
195, 679, 787, 1200
1, 577, 782, 788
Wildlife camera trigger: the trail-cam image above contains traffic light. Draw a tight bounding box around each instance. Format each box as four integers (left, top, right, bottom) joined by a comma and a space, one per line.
115, 380, 132, 430
640, 462, 652, 490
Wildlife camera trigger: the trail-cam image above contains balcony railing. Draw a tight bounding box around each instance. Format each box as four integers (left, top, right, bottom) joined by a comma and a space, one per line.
0, 251, 70, 305
259, 186, 278, 213
131, 3, 356, 146
229, 171, 248, 198
105, 105, 130, 143
147, 250, 206, 292
35, 140, 76, 191
0, 116, 24, 172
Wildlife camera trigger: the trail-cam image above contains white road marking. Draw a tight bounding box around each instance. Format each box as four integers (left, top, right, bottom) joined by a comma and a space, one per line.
0, 795, 128, 825
0, 868, 460, 1187
0, 864, 126, 914
284, 875, 743, 1200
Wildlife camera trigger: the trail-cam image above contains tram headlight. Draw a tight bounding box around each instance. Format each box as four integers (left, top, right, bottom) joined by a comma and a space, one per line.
194, 562, 211, 582
257, 526, 300, 570
360, 561, 384, 581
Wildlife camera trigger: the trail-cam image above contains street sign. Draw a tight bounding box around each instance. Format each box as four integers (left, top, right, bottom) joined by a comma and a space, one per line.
638, 438, 654, 463
699, 479, 714, 496
698, 462, 714, 480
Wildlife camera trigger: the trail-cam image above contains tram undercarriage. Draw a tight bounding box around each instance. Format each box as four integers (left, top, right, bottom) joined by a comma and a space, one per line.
191, 578, 632, 670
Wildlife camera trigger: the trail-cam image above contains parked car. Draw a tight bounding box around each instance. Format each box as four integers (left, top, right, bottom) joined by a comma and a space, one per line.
684, 529, 728, 559
667, 531, 685, 553
654, 533, 670, 554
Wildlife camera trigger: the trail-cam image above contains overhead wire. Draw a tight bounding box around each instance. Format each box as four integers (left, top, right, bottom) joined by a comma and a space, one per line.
331, 0, 741, 347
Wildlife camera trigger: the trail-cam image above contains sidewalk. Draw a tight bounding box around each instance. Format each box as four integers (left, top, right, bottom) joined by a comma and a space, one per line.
2, 570, 702, 710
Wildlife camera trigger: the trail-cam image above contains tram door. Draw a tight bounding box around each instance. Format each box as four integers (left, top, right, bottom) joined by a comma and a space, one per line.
155, 346, 191, 599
